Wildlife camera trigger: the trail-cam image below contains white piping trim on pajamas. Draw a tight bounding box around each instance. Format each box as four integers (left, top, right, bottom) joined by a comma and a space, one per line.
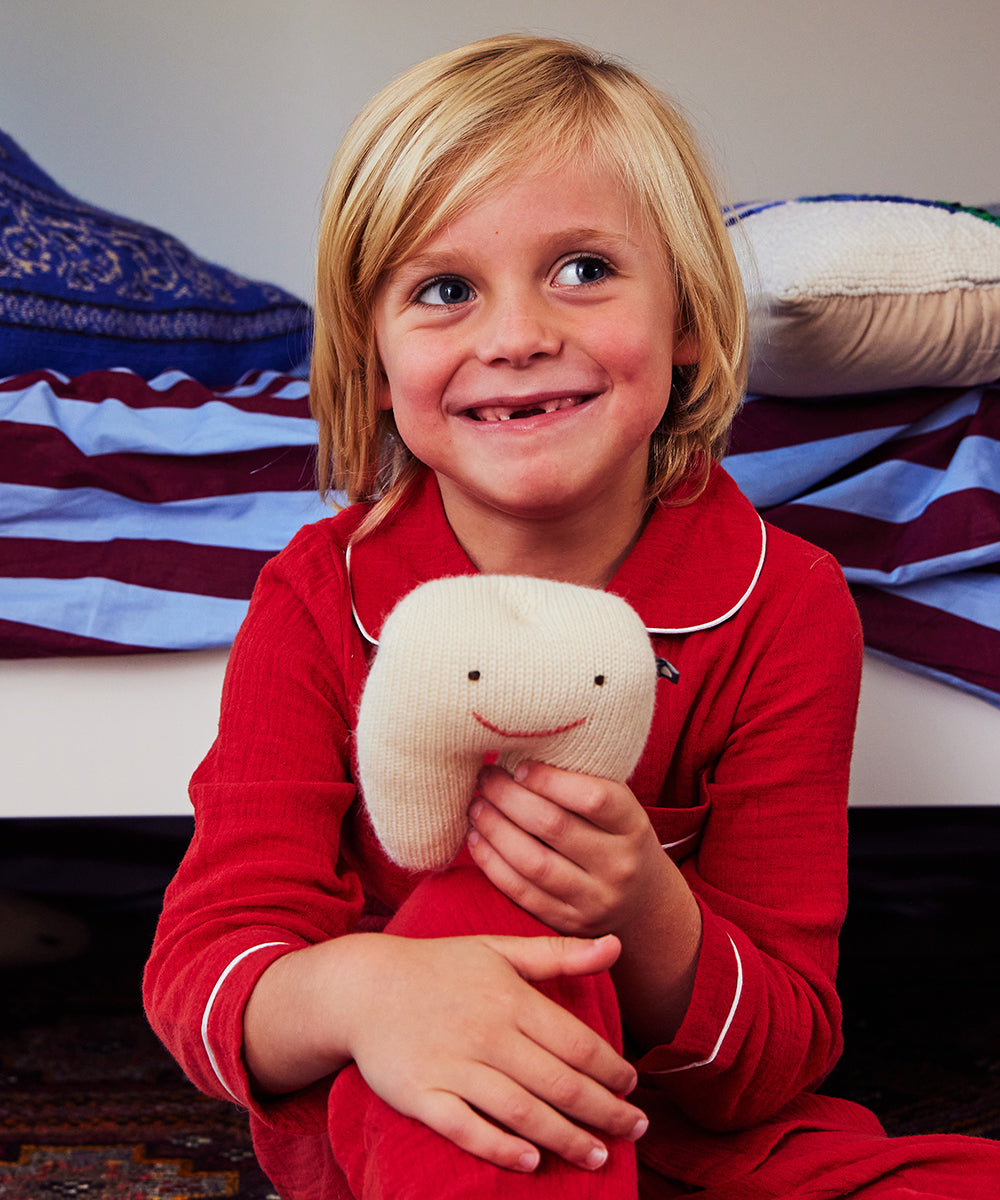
661, 831, 698, 852
645, 518, 767, 635
346, 517, 766, 647
345, 543, 379, 647
201, 941, 291, 1102
646, 933, 743, 1073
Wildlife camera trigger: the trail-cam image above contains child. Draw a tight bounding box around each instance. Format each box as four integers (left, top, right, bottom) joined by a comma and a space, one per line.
144, 34, 1000, 1199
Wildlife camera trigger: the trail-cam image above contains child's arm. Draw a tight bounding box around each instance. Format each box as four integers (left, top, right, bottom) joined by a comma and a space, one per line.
145, 532, 646, 1171
243, 927, 646, 1173
468, 550, 864, 1130
469, 761, 703, 1049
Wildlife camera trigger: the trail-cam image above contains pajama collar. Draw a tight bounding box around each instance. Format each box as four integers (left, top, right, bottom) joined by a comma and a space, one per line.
346, 464, 766, 645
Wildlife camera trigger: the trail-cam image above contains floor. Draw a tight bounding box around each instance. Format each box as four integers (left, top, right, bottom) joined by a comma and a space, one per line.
1, 807, 999, 1139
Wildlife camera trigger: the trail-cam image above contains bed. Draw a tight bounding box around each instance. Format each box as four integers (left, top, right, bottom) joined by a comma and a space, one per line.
2, 128, 998, 818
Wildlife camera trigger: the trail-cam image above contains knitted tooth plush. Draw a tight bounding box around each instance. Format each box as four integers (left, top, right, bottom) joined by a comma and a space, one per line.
355, 574, 657, 871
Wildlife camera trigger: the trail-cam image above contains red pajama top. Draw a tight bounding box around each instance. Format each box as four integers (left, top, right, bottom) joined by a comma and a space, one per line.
144, 463, 865, 1193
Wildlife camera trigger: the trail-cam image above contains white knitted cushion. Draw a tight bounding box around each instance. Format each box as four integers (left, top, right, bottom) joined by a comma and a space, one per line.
729, 196, 1000, 396
356, 575, 657, 871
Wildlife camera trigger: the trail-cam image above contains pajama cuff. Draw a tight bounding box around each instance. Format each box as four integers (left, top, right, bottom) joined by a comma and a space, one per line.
634, 899, 744, 1076
200, 936, 331, 1133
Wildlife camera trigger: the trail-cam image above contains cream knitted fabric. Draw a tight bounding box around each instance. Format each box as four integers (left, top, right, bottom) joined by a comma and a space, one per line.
356, 575, 657, 871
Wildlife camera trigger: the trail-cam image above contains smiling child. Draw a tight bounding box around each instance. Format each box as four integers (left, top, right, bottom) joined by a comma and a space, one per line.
145, 34, 1000, 1199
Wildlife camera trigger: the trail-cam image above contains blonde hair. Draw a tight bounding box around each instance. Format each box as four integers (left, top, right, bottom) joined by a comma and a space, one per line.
310, 34, 747, 530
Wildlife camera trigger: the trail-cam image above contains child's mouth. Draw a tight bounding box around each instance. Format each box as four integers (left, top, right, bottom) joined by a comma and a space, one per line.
467, 395, 591, 422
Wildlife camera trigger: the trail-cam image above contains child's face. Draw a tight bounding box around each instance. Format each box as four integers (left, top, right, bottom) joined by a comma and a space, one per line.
374, 159, 699, 544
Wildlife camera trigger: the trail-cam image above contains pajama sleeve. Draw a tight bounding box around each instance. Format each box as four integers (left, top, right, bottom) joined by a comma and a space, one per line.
143, 530, 366, 1130
635, 550, 864, 1131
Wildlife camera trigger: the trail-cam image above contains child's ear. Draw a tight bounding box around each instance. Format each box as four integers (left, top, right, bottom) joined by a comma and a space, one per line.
375, 372, 394, 411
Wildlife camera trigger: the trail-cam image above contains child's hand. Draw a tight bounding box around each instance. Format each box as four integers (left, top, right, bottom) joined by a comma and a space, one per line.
246, 929, 646, 1171
467, 762, 703, 1048
468, 762, 667, 941
342, 931, 645, 1171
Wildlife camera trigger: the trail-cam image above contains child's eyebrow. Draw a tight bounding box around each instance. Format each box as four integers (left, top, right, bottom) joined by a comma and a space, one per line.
388, 250, 465, 281
391, 227, 635, 281
544, 227, 635, 254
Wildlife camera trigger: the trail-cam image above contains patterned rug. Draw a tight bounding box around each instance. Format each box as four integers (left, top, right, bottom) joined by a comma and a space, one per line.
0, 810, 998, 1199
0, 910, 276, 1200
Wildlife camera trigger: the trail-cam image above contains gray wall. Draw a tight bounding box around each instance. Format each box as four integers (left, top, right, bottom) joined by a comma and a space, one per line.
2, 0, 997, 300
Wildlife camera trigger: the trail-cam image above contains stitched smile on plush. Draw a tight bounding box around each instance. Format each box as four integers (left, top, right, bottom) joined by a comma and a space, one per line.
471, 711, 587, 738
355, 574, 657, 871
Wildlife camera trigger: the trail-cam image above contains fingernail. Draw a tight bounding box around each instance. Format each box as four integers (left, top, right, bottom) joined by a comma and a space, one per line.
584, 1145, 608, 1170
628, 1115, 649, 1141
468, 800, 483, 820
513, 762, 528, 782
516, 1149, 539, 1172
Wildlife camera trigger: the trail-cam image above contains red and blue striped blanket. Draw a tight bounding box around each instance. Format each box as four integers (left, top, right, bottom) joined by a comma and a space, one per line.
726, 382, 999, 706
0, 368, 330, 656
1, 368, 997, 707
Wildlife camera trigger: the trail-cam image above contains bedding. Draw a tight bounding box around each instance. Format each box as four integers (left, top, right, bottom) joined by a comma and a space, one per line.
1, 137, 998, 713
0, 367, 332, 655
725, 383, 1000, 706
0, 128, 312, 384
724, 194, 1000, 708
729, 194, 1000, 396
2, 366, 995, 707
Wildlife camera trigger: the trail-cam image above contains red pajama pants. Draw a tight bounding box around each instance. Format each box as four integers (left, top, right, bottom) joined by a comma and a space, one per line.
324, 867, 1000, 1199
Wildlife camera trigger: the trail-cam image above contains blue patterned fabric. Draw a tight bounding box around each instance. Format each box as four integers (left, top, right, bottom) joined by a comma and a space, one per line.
0, 128, 312, 385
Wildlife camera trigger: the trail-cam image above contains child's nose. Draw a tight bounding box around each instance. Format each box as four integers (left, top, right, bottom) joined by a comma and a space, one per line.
475, 295, 561, 367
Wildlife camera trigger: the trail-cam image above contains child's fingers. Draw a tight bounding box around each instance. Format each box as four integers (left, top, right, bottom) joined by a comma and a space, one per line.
471, 787, 589, 870
468, 785, 649, 932
472, 772, 606, 876
418, 1066, 625, 1173
480, 930, 622, 983
515, 987, 640, 1109
469, 826, 592, 933
518, 761, 635, 829
483, 1035, 646, 1148
345, 933, 644, 1170
413, 1087, 544, 1173
480, 762, 638, 841
469, 793, 586, 883
480, 934, 639, 1098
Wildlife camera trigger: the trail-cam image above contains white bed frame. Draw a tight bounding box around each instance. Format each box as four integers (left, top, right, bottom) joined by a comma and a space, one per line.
2, 649, 997, 818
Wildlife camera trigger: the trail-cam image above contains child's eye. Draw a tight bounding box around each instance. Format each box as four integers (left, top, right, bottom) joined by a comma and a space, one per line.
415, 277, 475, 306
553, 255, 613, 287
